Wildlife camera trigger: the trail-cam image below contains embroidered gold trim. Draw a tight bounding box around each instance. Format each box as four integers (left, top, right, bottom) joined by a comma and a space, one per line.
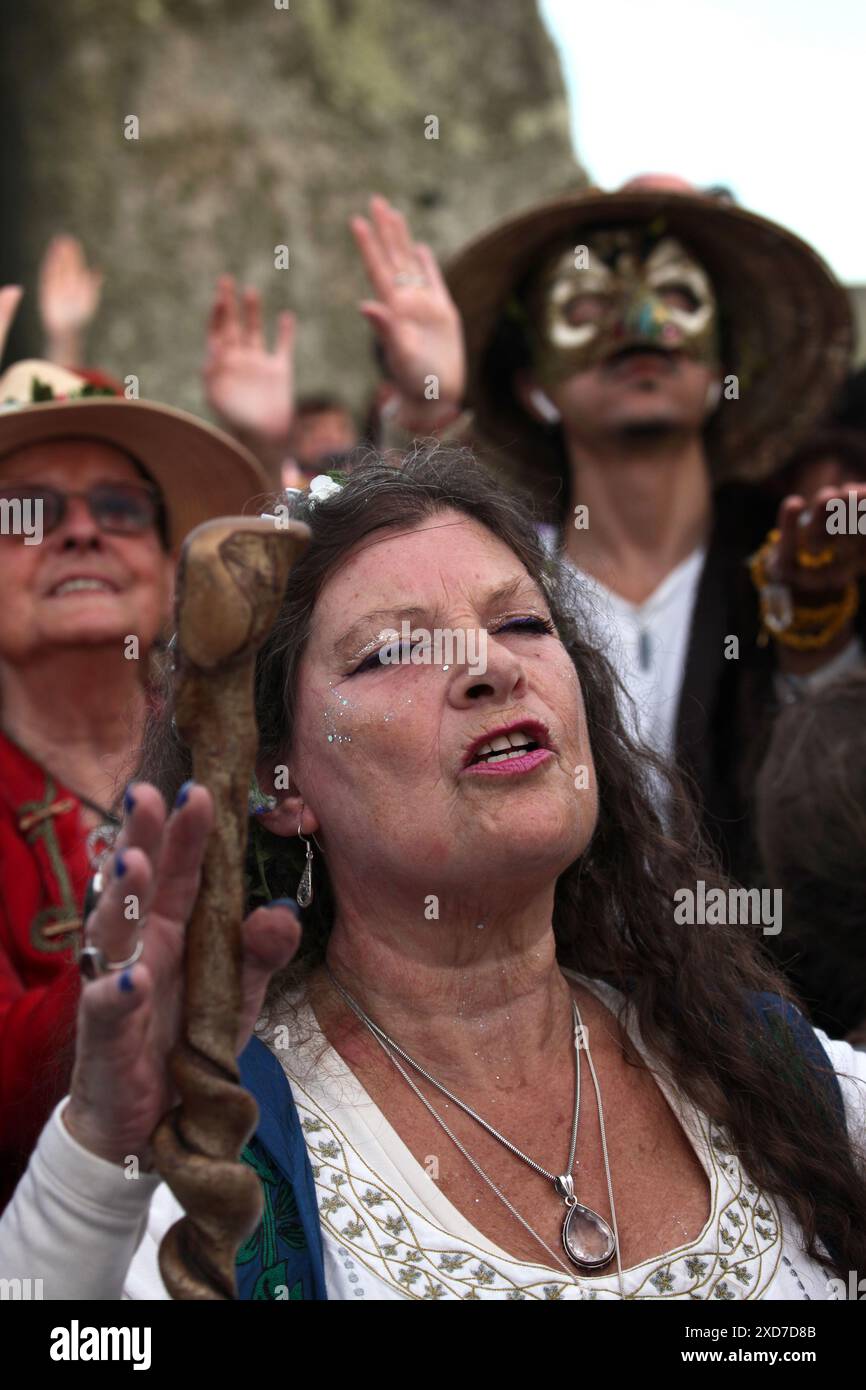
17, 798, 77, 834
286, 1064, 783, 1301
17, 776, 83, 955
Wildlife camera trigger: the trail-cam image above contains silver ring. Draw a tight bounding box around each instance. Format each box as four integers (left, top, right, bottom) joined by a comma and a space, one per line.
79, 937, 144, 981
393, 271, 428, 287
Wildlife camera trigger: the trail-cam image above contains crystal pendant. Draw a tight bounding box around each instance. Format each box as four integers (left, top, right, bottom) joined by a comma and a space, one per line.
296, 848, 313, 908
561, 1200, 617, 1271
763, 583, 793, 634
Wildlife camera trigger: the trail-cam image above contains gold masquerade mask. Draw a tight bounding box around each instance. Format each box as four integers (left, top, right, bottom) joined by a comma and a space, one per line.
523, 227, 720, 384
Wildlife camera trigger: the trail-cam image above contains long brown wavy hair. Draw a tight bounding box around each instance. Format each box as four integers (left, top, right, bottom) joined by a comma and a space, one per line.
138, 442, 866, 1280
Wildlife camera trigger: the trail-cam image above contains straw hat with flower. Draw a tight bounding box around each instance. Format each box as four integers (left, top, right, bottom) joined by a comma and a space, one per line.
0, 359, 272, 547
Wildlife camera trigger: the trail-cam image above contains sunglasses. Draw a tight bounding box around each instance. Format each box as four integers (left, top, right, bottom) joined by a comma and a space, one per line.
0, 481, 161, 538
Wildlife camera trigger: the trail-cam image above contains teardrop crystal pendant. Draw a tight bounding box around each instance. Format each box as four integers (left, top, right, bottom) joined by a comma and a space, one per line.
561, 1200, 617, 1272
296, 843, 313, 908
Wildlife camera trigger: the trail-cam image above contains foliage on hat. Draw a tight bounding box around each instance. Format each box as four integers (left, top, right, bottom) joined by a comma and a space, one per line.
28, 377, 116, 403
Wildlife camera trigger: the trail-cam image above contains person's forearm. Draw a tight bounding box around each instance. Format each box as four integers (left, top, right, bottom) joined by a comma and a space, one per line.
230, 427, 290, 487
774, 620, 857, 676
43, 329, 85, 370
0, 1099, 160, 1299
388, 391, 465, 435
379, 396, 473, 453
772, 571, 863, 676
773, 633, 864, 692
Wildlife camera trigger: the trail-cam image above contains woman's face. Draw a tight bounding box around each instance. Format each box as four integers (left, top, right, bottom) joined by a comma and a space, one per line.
286, 510, 598, 912
0, 439, 174, 665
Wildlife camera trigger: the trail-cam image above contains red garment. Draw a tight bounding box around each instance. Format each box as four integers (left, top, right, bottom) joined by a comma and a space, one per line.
0, 732, 98, 1208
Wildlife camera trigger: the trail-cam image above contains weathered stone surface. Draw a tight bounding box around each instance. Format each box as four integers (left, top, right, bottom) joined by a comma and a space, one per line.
1, 0, 584, 417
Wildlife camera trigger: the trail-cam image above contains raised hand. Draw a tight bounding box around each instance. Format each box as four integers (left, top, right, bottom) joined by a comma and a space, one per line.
0, 284, 23, 362
204, 276, 296, 443
38, 235, 103, 367
773, 483, 866, 594
63, 782, 301, 1169
351, 195, 466, 420
757, 482, 866, 673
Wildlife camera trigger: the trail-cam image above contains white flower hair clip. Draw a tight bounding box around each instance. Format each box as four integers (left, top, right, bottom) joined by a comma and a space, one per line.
306, 473, 344, 505
260, 472, 346, 528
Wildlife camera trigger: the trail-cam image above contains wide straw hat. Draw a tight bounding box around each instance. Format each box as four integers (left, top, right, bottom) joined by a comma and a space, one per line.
445, 186, 853, 507
0, 360, 273, 547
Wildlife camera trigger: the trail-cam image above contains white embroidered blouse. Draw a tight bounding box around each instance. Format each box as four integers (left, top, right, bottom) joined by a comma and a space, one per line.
238, 969, 865, 1302
2, 971, 864, 1301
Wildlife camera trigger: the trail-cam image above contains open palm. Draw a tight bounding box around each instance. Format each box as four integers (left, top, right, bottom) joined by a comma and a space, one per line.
204, 276, 296, 442
38, 235, 103, 336
64, 783, 300, 1169
351, 195, 466, 408
0, 284, 23, 361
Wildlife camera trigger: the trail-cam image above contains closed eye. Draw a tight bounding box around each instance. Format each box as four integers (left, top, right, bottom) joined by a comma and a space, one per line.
351, 642, 410, 674
348, 616, 556, 675
491, 616, 557, 637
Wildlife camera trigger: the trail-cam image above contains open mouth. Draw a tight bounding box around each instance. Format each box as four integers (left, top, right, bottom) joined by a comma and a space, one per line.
49, 577, 119, 597
464, 721, 549, 767
605, 344, 675, 371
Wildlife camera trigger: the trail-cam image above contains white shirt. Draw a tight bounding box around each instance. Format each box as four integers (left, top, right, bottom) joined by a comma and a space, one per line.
563, 548, 706, 760
550, 534, 865, 763
3, 969, 864, 1301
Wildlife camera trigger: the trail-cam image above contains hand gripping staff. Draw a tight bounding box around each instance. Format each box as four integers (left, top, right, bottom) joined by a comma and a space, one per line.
152, 515, 309, 1299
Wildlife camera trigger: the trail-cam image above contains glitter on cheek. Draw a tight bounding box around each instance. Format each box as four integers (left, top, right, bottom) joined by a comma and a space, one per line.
321, 679, 416, 742
324, 725, 352, 746
322, 680, 356, 745
323, 713, 352, 745
382, 690, 416, 724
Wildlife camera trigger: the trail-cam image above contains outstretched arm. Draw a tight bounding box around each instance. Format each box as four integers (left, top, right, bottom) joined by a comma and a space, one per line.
0, 285, 23, 364
37, 236, 102, 369
762, 484, 866, 679
203, 275, 296, 476
350, 195, 467, 433
0, 783, 301, 1299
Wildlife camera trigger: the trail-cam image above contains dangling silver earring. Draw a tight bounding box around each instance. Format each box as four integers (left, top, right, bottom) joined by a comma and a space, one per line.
530, 387, 562, 424
297, 821, 314, 907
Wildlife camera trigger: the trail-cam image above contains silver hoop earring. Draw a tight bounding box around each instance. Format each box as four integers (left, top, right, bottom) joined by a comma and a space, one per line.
297, 821, 314, 908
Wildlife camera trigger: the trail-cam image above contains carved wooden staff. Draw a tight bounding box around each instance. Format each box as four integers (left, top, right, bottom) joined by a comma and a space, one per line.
152, 515, 309, 1300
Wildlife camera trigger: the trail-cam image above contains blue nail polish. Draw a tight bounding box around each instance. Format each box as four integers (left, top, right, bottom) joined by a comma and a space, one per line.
115, 852, 127, 878
123, 786, 136, 815
267, 897, 300, 915
118, 971, 134, 993
175, 780, 194, 809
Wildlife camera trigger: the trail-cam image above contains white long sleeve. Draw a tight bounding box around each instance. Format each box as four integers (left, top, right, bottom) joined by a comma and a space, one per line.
0, 1098, 162, 1300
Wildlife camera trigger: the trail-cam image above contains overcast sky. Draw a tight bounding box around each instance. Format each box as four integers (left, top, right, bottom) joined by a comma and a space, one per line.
540, 0, 864, 284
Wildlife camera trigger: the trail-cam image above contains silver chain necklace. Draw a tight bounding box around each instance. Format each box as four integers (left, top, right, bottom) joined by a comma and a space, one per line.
325, 966, 625, 1292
